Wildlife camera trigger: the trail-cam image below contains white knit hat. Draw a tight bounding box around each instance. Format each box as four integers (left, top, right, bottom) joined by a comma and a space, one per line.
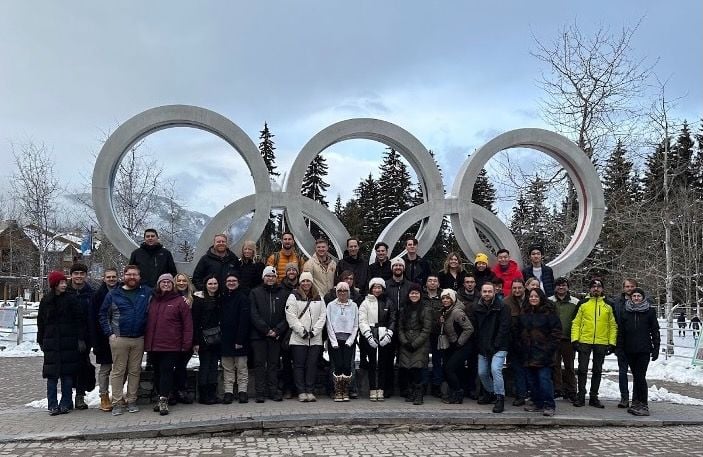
368, 277, 386, 290
390, 257, 405, 268
440, 288, 457, 303
299, 271, 313, 283
262, 266, 277, 278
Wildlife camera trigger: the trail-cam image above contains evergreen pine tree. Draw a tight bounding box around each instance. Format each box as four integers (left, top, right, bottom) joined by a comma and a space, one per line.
301, 154, 330, 207
472, 168, 497, 214
693, 119, 703, 197
509, 175, 554, 263
355, 173, 381, 249
334, 194, 343, 219
377, 148, 413, 254
670, 120, 695, 191
641, 138, 669, 202
258, 122, 279, 177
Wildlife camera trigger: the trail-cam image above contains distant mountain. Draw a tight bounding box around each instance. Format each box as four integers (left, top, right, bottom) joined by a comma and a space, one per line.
60, 193, 254, 261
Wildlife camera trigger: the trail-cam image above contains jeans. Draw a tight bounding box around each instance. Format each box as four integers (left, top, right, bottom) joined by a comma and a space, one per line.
526, 366, 555, 409
616, 351, 629, 398
478, 350, 507, 396
291, 345, 322, 393
47, 376, 73, 410
576, 343, 607, 397
627, 352, 650, 406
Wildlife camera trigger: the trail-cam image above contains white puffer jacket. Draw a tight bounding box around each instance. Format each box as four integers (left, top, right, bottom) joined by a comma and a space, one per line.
285, 291, 326, 346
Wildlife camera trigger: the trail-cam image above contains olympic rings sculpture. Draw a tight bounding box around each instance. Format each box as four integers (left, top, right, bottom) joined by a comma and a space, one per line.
92, 105, 604, 278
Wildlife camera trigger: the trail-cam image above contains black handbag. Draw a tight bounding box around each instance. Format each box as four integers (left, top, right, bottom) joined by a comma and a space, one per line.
202, 326, 221, 346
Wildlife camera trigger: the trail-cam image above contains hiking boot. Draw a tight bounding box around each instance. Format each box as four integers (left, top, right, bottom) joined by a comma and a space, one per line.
59, 406, 70, 415
112, 404, 125, 416
589, 397, 605, 408
542, 407, 555, 417
126, 402, 140, 413
566, 392, 577, 402
158, 396, 169, 416
99, 393, 113, 412
617, 396, 629, 408
524, 402, 543, 412
512, 397, 526, 407
572, 394, 585, 407
238, 392, 249, 404
492, 394, 505, 413
49, 408, 61, 416
223, 392, 234, 404
74, 394, 88, 410
631, 403, 650, 416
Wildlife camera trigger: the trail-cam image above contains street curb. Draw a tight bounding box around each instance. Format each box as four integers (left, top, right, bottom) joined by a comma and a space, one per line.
2, 411, 701, 443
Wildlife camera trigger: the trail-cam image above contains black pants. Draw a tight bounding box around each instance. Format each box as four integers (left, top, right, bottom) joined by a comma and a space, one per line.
174, 351, 192, 392
291, 345, 322, 393
381, 342, 397, 392
444, 343, 471, 391
408, 367, 423, 385
330, 341, 354, 376
576, 343, 607, 397
280, 346, 295, 394
360, 337, 393, 390
626, 352, 650, 405
251, 338, 281, 396
198, 347, 220, 387
151, 351, 180, 397
463, 343, 479, 395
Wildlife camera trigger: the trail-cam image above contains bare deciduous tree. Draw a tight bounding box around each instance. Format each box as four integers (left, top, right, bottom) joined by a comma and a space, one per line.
9, 141, 62, 286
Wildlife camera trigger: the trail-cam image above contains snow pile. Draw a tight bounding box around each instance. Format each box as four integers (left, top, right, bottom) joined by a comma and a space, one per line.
0, 341, 41, 357
26, 386, 102, 409
583, 377, 703, 405
646, 358, 703, 387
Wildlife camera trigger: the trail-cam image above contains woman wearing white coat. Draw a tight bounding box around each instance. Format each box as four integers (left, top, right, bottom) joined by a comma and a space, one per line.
358, 277, 397, 401
285, 272, 327, 402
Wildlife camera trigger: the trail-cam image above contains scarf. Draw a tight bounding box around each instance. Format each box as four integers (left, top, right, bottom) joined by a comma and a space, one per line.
625, 298, 651, 313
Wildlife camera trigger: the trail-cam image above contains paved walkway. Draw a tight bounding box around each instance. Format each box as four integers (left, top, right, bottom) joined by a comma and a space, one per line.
1, 357, 703, 442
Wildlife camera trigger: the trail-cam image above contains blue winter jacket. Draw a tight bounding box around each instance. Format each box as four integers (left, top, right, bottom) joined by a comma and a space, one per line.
99, 285, 152, 337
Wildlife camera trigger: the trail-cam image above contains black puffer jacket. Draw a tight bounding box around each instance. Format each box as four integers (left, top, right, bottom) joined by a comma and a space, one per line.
37, 290, 86, 378
220, 288, 250, 357
473, 296, 511, 357
192, 247, 241, 291
616, 303, 661, 355
385, 278, 417, 312
128, 243, 178, 288
517, 301, 562, 367
249, 283, 289, 340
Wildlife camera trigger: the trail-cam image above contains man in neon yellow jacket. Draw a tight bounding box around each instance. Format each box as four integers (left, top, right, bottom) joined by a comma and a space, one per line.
571, 279, 617, 408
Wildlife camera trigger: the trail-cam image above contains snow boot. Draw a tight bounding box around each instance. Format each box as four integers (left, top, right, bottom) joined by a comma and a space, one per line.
492, 394, 505, 413
158, 396, 169, 416
333, 375, 344, 402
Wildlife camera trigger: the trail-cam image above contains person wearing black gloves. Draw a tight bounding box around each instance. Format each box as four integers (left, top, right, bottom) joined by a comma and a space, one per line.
571, 279, 617, 408
617, 288, 660, 416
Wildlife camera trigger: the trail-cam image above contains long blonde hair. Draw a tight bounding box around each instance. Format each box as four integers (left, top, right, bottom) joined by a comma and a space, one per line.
241, 240, 258, 262
442, 251, 466, 274
174, 273, 195, 305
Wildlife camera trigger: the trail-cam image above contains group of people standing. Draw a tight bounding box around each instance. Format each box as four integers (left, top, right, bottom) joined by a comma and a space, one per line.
37, 231, 662, 419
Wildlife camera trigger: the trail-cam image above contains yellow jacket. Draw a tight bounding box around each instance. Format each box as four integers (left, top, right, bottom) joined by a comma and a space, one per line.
571, 296, 617, 345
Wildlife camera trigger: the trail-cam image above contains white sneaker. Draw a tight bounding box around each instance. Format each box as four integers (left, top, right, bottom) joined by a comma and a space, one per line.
307, 393, 316, 402
369, 390, 377, 401
298, 393, 308, 402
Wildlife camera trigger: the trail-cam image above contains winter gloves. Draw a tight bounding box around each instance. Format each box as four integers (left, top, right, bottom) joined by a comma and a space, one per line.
364, 332, 378, 349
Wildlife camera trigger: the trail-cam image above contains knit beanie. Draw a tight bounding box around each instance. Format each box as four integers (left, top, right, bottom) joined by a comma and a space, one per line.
48, 271, 67, 288
474, 253, 489, 265
368, 277, 386, 290
285, 262, 299, 273
262, 266, 277, 279
299, 272, 313, 283
391, 257, 405, 268
440, 288, 457, 303
157, 273, 175, 286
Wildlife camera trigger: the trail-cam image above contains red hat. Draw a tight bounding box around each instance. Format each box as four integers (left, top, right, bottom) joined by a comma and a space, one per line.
48, 271, 67, 288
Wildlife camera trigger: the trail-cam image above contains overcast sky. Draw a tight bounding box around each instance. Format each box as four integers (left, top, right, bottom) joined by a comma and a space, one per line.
0, 1, 700, 221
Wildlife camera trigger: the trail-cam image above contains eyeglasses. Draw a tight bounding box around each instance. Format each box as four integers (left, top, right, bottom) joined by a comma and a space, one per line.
337, 289, 349, 293
226, 279, 239, 282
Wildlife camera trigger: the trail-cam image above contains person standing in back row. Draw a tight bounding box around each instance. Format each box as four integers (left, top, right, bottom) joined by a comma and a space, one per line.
128, 229, 177, 288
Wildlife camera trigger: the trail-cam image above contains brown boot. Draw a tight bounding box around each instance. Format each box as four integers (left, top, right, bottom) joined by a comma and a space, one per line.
99, 393, 113, 412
